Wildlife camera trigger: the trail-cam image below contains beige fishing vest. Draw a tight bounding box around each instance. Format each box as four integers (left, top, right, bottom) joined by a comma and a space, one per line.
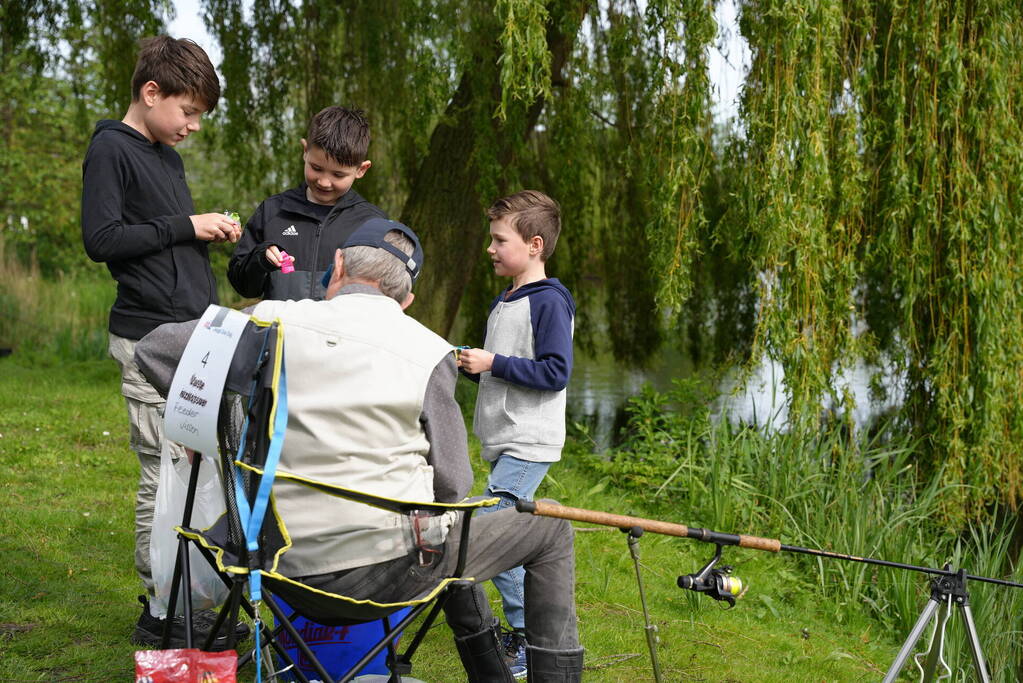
252, 292, 454, 576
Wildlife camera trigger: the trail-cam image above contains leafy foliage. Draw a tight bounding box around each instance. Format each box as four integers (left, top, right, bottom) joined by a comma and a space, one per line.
2, 0, 1023, 521
727, 0, 1023, 521
585, 382, 1023, 678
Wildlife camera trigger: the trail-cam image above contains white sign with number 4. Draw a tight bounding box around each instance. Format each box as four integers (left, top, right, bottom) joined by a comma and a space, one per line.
163, 305, 249, 456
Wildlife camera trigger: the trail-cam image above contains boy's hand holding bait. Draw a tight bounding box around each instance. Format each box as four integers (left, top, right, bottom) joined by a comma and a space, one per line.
456, 347, 494, 374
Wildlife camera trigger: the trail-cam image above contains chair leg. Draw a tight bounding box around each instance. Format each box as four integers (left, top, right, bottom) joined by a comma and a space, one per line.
453, 619, 515, 683
525, 645, 584, 683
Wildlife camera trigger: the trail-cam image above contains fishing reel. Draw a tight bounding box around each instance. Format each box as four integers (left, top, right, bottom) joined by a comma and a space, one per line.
677, 544, 745, 607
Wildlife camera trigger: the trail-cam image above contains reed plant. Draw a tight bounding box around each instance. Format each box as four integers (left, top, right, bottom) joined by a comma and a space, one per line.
0, 236, 250, 365
0, 236, 112, 363
585, 378, 1023, 680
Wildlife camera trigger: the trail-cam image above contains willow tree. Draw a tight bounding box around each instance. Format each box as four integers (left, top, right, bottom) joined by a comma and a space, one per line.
726, 0, 1023, 522
855, 0, 1023, 518
202, 0, 717, 352
5, 0, 1023, 521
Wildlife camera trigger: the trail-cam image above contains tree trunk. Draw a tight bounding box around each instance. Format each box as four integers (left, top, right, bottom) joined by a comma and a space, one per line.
398, 72, 487, 335
400, 1, 587, 336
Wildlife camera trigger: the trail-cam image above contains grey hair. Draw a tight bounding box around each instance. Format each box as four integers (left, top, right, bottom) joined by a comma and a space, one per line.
341, 230, 414, 303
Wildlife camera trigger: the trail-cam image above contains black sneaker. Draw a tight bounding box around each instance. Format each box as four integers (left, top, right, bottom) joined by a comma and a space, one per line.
131, 595, 250, 651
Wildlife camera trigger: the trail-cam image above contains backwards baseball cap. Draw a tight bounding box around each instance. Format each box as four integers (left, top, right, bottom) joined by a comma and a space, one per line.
320, 218, 424, 288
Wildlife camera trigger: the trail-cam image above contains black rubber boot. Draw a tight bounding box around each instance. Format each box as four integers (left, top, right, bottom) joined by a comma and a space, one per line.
526, 645, 584, 683
453, 619, 516, 683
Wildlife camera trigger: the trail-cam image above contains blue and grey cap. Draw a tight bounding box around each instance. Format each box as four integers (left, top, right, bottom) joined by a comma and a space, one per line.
321, 217, 424, 288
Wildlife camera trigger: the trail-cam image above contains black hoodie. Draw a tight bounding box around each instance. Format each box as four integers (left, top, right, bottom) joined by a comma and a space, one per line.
227, 184, 386, 301
81, 119, 218, 340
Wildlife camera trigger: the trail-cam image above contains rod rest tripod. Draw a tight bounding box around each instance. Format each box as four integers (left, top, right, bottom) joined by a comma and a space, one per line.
883, 567, 990, 683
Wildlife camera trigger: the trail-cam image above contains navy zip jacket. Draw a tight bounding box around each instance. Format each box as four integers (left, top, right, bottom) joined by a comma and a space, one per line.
227, 185, 385, 301
81, 119, 217, 340
466, 278, 575, 463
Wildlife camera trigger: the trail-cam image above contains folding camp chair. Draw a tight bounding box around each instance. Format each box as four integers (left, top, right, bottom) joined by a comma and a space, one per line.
162, 317, 498, 683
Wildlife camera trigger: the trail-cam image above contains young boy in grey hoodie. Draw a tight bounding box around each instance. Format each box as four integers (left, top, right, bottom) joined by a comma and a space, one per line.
458, 190, 575, 678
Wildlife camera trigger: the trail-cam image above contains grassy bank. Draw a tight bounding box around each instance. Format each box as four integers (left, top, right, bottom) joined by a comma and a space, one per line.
2, 256, 1020, 680
0, 358, 900, 682
578, 380, 1023, 680
0, 237, 246, 363
7, 357, 1020, 682
0, 239, 111, 362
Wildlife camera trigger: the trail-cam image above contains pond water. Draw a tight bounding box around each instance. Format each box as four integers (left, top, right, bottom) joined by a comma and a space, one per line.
567, 348, 904, 451
566, 345, 692, 450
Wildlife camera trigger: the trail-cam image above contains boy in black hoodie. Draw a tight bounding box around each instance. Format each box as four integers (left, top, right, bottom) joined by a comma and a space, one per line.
227, 106, 386, 301
80, 35, 244, 647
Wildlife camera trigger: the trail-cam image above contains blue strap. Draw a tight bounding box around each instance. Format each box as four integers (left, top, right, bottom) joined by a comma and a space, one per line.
246, 358, 288, 551
232, 328, 270, 535
233, 332, 288, 604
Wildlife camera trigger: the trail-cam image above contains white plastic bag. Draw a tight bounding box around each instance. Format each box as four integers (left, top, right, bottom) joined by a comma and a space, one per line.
150, 441, 229, 618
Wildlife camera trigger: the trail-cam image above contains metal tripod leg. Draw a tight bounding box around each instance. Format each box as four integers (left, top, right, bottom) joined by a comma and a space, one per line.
882, 597, 941, 683
960, 603, 990, 683
914, 597, 952, 682
625, 527, 663, 683
882, 568, 990, 683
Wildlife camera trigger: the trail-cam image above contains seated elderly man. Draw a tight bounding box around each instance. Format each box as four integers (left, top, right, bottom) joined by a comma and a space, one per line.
135, 218, 584, 683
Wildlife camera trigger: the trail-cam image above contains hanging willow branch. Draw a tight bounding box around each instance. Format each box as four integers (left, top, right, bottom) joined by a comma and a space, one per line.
731, 0, 1023, 522
857, 0, 1023, 519
643, 0, 717, 311
11, 0, 1014, 523
733, 0, 865, 428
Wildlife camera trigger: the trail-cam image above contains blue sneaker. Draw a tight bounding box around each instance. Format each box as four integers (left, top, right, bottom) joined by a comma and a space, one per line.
501, 628, 528, 679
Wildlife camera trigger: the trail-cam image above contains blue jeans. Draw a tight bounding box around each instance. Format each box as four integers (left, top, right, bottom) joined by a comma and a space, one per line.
475, 455, 551, 631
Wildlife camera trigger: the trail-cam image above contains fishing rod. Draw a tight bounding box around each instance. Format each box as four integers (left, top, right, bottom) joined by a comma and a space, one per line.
516, 500, 1023, 682
515, 500, 1023, 589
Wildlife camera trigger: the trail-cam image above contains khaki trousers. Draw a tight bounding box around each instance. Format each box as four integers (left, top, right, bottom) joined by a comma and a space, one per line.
109, 333, 185, 595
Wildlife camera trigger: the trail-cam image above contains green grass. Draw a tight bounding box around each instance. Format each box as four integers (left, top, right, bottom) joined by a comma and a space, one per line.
585, 378, 1023, 679
0, 360, 136, 680
0, 357, 926, 683
533, 465, 895, 682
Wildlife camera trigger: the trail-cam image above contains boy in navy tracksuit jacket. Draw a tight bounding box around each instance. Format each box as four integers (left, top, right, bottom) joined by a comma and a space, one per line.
227, 106, 385, 301
458, 190, 575, 678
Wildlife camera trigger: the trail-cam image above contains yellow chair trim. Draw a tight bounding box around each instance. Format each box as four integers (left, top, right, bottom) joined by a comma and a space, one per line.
175, 525, 247, 575
263, 570, 476, 610
174, 489, 292, 575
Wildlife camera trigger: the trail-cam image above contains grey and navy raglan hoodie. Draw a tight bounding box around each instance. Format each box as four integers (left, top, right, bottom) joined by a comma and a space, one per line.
468, 278, 575, 463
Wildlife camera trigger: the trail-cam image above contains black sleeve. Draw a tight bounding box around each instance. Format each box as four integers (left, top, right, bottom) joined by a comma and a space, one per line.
81, 143, 194, 262
227, 201, 278, 298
